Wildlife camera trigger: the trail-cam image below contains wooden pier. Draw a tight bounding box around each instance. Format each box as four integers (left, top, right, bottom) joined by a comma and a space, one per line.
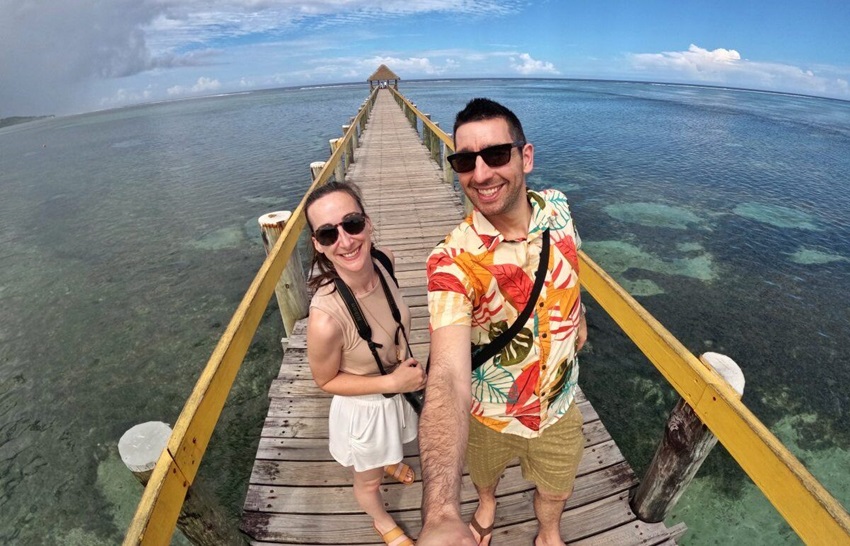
239, 90, 685, 545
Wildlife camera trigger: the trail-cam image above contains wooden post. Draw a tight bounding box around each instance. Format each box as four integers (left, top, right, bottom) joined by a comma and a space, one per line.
258, 211, 310, 337
631, 352, 746, 522
310, 161, 326, 182
119, 422, 248, 546
349, 118, 359, 148
423, 114, 431, 145
442, 133, 454, 184
431, 122, 441, 162
329, 138, 345, 182
342, 126, 353, 168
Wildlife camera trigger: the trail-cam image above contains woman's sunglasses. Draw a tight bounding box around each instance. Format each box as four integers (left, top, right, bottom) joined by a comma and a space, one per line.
447, 141, 525, 173
312, 212, 367, 246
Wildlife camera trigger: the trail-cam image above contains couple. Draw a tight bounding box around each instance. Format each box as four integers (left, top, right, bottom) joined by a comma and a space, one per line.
305, 98, 588, 546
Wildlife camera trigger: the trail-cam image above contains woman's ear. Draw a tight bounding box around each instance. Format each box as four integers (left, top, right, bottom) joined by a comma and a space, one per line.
311, 236, 324, 254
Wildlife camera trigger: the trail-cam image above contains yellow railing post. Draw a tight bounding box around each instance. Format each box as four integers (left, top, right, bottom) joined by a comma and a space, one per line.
258, 211, 310, 337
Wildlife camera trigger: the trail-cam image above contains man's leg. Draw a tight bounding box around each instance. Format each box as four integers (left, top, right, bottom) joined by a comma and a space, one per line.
533, 487, 570, 546
522, 402, 585, 546
470, 481, 499, 545
466, 416, 516, 545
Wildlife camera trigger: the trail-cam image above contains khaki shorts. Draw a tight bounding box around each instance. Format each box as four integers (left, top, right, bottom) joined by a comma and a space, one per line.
466, 401, 584, 494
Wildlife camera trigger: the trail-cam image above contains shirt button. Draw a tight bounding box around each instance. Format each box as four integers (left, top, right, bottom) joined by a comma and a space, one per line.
541, 333, 547, 339
538, 301, 544, 308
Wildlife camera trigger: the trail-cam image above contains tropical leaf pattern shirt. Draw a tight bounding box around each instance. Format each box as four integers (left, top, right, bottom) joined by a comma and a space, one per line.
427, 189, 583, 438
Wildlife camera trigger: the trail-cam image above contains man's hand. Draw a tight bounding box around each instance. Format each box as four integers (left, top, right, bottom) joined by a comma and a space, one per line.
576, 308, 588, 352
418, 517, 478, 546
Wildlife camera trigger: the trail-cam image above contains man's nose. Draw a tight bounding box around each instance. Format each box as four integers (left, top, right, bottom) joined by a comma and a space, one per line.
471, 155, 494, 182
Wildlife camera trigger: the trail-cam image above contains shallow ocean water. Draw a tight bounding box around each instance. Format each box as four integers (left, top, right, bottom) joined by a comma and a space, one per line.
1, 80, 848, 544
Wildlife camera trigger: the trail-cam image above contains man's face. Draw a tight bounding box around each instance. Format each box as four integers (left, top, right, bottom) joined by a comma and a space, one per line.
454, 117, 533, 221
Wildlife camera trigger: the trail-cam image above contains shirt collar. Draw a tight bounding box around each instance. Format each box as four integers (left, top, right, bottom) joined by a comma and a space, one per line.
470, 190, 556, 249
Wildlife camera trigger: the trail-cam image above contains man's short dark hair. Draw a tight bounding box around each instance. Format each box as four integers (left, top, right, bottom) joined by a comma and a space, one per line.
453, 98, 526, 144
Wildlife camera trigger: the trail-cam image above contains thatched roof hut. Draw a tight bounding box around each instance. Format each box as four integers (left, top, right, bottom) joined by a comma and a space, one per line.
367, 65, 400, 90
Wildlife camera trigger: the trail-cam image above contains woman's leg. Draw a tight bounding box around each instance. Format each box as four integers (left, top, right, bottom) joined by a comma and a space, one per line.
352, 466, 412, 545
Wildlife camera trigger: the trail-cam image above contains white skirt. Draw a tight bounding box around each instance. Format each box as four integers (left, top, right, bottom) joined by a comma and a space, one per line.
328, 393, 418, 472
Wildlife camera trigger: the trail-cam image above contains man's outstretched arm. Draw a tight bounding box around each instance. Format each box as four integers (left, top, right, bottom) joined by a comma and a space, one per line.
417, 325, 478, 546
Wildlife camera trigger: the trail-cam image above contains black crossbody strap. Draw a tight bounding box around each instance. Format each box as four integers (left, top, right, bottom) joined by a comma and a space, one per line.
471, 228, 550, 370
333, 259, 409, 397
371, 248, 399, 287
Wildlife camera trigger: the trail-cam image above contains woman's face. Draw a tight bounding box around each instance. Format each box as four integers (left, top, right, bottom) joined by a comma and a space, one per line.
307, 190, 372, 275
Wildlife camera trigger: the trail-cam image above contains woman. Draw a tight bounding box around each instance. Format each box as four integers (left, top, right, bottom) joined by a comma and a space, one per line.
305, 181, 426, 546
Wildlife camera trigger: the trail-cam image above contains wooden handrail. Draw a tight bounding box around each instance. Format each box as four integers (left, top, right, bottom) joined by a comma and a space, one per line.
577, 251, 850, 544
123, 88, 378, 545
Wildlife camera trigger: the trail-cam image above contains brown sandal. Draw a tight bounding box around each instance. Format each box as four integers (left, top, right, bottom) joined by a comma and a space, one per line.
470, 513, 494, 545
384, 462, 415, 485
375, 524, 415, 546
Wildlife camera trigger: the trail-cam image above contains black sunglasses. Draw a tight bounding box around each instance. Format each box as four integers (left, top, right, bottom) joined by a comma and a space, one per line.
447, 141, 526, 173
313, 212, 367, 246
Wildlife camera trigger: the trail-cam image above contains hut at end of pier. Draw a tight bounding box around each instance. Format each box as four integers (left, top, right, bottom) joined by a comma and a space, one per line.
368, 64, 400, 90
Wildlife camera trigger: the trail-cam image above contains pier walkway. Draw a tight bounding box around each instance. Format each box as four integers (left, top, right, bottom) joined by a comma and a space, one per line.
240, 90, 685, 545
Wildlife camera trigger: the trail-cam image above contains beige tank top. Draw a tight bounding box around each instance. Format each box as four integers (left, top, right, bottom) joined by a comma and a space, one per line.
310, 262, 412, 376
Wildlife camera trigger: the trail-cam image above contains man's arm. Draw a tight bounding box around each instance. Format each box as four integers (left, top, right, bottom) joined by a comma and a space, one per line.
417, 324, 478, 546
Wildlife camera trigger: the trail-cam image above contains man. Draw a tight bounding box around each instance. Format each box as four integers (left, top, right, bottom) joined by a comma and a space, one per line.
418, 98, 587, 546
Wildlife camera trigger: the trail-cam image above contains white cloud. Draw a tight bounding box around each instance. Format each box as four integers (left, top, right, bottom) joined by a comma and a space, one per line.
509, 53, 559, 75
167, 77, 222, 96
630, 44, 850, 99
100, 87, 154, 109
631, 44, 741, 77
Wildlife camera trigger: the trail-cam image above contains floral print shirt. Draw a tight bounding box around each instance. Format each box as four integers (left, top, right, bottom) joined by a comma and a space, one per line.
427, 189, 583, 438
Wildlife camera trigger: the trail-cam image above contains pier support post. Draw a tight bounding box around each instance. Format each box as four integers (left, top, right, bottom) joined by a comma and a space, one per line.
258, 211, 310, 337
329, 138, 345, 182
422, 114, 431, 145
431, 122, 441, 162
342, 125, 353, 168
119, 422, 248, 546
631, 352, 745, 522
442, 133, 454, 184
310, 161, 326, 183
348, 118, 360, 148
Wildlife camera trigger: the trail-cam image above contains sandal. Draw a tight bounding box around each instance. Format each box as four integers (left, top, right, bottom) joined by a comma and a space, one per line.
375, 524, 415, 546
470, 513, 494, 545
384, 462, 415, 485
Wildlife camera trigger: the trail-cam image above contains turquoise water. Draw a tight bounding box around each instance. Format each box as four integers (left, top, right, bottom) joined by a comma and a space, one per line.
1, 80, 848, 544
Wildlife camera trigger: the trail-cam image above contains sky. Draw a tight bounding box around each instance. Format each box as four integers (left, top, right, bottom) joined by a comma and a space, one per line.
2, 0, 849, 117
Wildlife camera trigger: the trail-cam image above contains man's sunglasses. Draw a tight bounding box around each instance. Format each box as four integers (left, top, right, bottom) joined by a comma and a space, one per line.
447, 141, 526, 173
313, 212, 367, 246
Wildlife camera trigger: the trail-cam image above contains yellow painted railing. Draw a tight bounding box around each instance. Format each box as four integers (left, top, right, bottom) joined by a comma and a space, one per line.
578, 252, 850, 544
122, 89, 378, 546
125, 86, 849, 545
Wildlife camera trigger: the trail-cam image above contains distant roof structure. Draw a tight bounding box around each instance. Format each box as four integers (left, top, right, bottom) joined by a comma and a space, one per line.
367, 65, 400, 89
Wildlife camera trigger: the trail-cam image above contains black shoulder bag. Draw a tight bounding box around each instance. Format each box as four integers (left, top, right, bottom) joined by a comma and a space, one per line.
333, 250, 426, 415
469, 228, 550, 371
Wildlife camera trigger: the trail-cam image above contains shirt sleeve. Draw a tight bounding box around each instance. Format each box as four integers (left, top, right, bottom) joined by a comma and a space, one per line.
426, 244, 474, 331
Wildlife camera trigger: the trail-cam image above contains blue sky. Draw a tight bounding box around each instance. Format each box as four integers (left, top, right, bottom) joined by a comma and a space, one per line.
1, 0, 848, 117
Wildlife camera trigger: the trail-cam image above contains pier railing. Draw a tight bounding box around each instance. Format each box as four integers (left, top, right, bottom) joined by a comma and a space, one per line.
123, 86, 849, 545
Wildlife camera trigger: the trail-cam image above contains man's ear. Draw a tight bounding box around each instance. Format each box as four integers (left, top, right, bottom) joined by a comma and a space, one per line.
522, 142, 534, 174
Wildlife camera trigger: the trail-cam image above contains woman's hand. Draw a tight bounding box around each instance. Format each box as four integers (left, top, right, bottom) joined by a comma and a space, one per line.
390, 357, 427, 393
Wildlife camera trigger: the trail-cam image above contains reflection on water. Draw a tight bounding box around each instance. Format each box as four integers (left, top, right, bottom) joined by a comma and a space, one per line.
1, 81, 848, 544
